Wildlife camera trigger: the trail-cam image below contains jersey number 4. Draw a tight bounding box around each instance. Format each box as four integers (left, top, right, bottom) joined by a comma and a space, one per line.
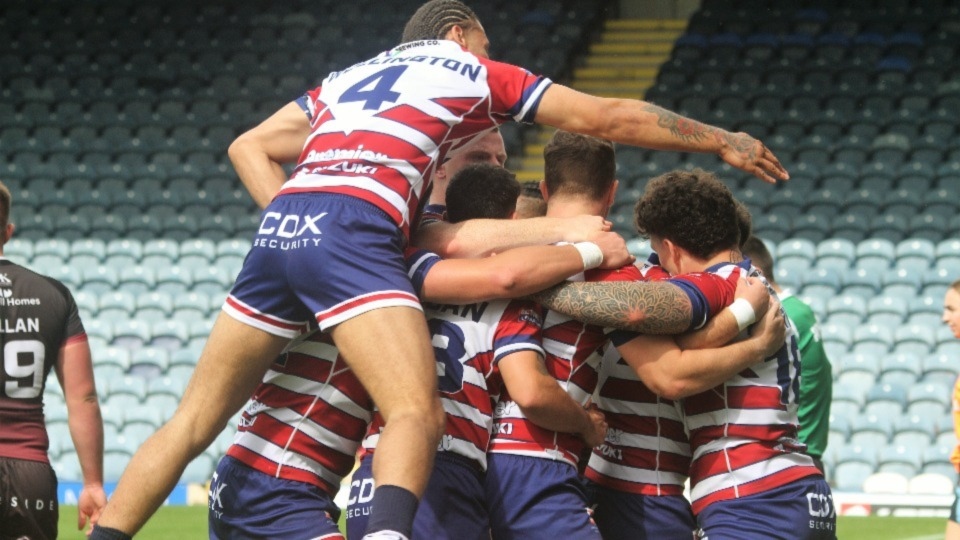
339, 66, 408, 110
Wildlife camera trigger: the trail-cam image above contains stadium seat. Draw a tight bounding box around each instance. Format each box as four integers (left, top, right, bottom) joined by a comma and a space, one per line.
907, 473, 954, 495
862, 383, 907, 418
79, 266, 119, 296
835, 353, 880, 395
135, 291, 174, 323
103, 451, 132, 482
799, 267, 841, 303
105, 239, 144, 268
851, 324, 894, 357
824, 296, 866, 328
130, 347, 171, 378
906, 382, 951, 418
878, 354, 921, 387
97, 291, 137, 321
921, 445, 957, 479
892, 324, 937, 357
814, 238, 856, 272
920, 354, 958, 387
850, 414, 895, 448
862, 471, 910, 494
892, 414, 937, 448
881, 267, 922, 298
53, 451, 83, 482
840, 268, 882, 300
820, 322, 853, 360
865, 296, 909, 327
155, 266, 193, 296
833, 445, 877, 492
112, 319, 152, 350
906, 295, 944, 327
150, 320, 189, 352
142, 239, 180, 268
118, 266, 157, 296
70, 238, 107, 267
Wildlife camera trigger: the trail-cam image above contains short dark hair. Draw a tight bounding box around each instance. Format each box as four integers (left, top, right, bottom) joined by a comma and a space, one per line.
741, 236, 776, 283
543, 130, 616, 201
516, 182, 546, 218
402, 0, 479, 43
633, 168, 740, 260
446, 164, 520, 222
0, 180, 9, 229
735, 200, 752, 249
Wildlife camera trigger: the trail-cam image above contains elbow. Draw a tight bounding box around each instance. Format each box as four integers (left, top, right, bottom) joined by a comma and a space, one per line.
644, 375, 688, 401
488, 268, 523, 299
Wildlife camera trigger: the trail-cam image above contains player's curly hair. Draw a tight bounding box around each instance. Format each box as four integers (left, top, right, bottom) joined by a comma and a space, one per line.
402, 0, 479, 43
735, 199, 752, 249
634, 168, 740, 260
543, 130, 616, 200
446, 164, 520, 222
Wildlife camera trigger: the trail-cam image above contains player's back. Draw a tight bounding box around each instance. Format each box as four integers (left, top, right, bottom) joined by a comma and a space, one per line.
0, 259, 85, 462
681, 261, 819, 513
283, 40, 551, 235
227, 331, 373, 495
490, 264, 642, 467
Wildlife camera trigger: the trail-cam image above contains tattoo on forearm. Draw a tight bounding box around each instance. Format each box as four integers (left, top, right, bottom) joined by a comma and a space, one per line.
719, 131, 759, 160
642, 103, 715, 143
531, 281, 692, 334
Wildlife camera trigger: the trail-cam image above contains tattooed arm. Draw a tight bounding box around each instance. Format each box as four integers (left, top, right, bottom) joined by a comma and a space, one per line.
530, 280, 694, 334
534, 84, 788, 184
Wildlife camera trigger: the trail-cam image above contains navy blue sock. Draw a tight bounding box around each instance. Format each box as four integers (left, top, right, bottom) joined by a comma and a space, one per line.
365, 484, 419, 537
89, 525, 133, 540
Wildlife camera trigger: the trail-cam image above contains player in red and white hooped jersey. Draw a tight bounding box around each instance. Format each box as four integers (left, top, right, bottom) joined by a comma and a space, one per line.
629, 170, 833, 540
90, 0, 791, 537
349, 164, 612, 540
208, 330, 372, 540
584, 252, 787, 540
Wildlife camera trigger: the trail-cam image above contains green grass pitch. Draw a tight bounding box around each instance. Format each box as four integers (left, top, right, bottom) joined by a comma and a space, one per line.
57, 506, 948, 539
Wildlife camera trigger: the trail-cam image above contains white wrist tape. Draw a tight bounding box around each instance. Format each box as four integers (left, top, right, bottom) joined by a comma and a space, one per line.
573, 242, 604, 270
729, 298, 757, 331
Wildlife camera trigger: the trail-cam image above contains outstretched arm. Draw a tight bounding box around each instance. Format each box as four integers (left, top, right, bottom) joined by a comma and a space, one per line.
618, 300, 786, 400
414, 214, 612, 259
534, 84, 789, 184
499, 351, 606, 447
420, 233, 632, 304
228, 101, 312, 208
55, 339, 106, 535
531, 280, 694, 335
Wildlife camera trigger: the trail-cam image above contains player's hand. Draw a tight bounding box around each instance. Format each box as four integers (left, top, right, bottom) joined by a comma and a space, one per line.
717, 131, 789, 185
749, 297, 786, 357
591, 231, 635, 269
580, 406, 608, 448
560, 215, 612, 243
735, 276, 770, 319
79, 483, 107, 536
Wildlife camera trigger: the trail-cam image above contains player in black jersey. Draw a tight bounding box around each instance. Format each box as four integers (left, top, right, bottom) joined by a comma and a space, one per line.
0, 180, 106, 539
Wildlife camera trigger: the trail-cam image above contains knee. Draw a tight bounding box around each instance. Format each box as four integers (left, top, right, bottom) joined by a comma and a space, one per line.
388, 396, 446, 442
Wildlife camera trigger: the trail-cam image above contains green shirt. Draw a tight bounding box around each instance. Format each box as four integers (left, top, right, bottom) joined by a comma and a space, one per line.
781, 292, 832, 459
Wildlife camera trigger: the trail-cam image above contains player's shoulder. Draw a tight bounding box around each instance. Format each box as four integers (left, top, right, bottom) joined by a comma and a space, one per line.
585, 262, 645, 283
0, 260, 68, 292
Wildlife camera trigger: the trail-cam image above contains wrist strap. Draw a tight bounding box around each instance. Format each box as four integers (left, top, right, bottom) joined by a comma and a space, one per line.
573, 242, 603, 270
729, 298, 757, 331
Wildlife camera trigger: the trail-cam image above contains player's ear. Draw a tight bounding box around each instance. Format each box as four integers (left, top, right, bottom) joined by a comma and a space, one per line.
606, 179, 619, 209
538, 179, 549, 201
444, 24, 466, 46
2, 223, 13, 245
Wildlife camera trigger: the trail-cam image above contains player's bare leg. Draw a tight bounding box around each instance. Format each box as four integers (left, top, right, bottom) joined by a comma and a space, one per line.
91, 313, 289, 537
947, 519, 960, 540
330, 306, 446, 537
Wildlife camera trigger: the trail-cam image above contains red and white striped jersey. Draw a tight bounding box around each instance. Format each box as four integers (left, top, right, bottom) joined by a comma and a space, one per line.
585, 262, 741, 495
282, 40, 552, 238
487, 265, 643, 468
363, 299, 544, 470
226, 331, 374, 496
584, 350, 691, 496
680, 261, 820, 515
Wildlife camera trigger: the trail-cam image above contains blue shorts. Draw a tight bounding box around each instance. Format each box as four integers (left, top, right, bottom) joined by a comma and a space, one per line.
485, 454, 600, 540
346, 452, 489, 540
696, 476, 836, 540
584, 479, 694, 540
223, 194, 421, 336
208, 456, 343, 540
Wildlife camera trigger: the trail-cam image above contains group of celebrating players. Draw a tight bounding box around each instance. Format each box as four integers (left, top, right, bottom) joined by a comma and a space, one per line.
48, 0, 838, 538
